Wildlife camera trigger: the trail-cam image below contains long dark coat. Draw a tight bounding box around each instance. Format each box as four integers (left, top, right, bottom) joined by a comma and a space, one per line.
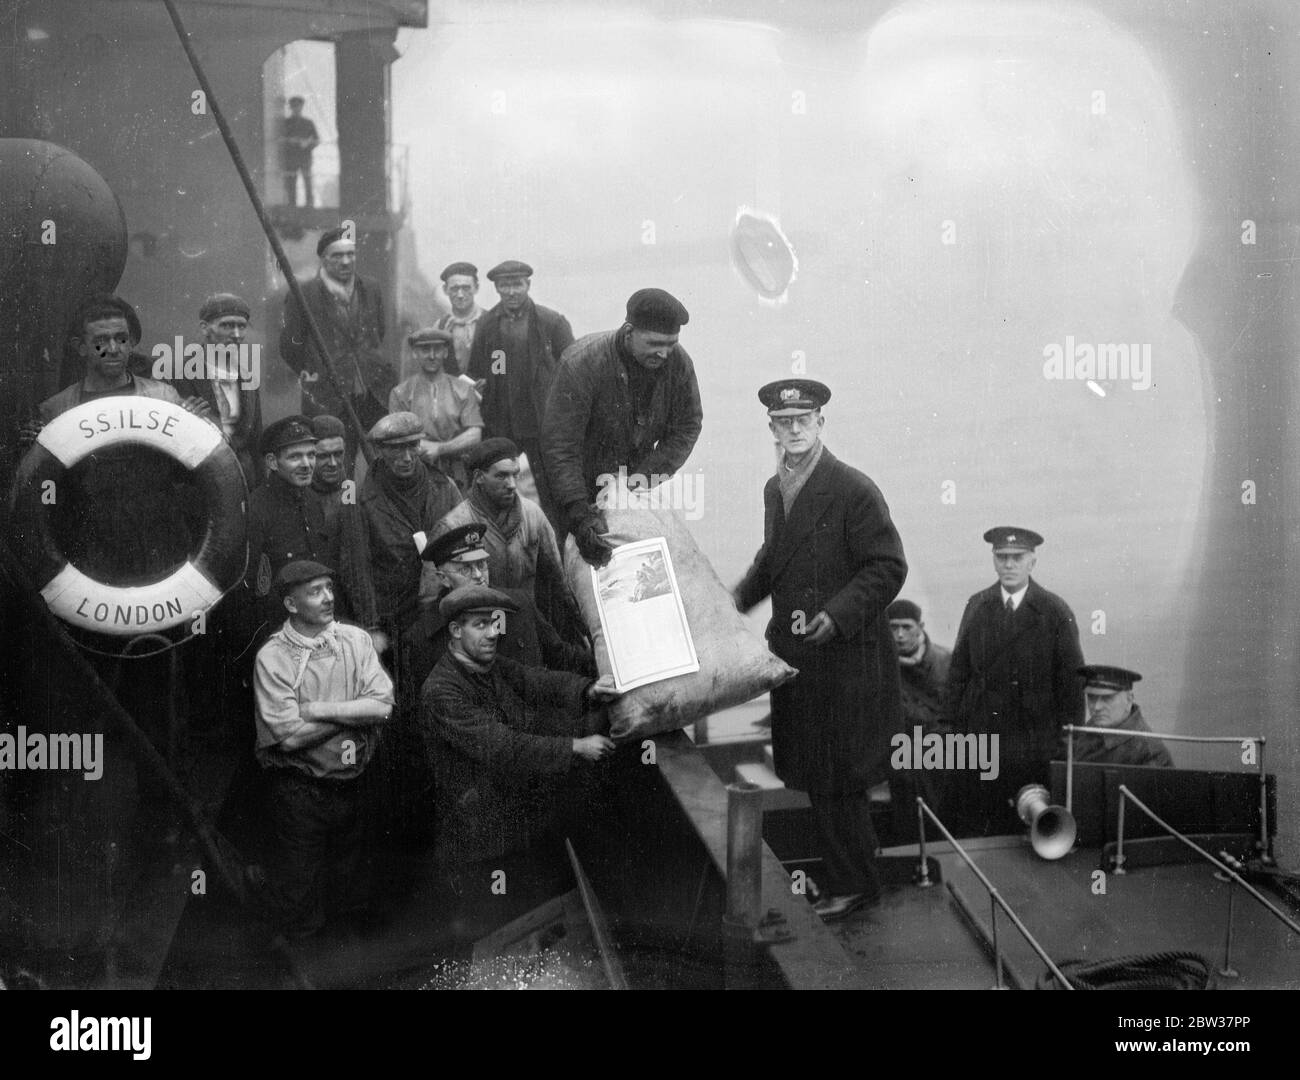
467, 298, 574, 441
419, 652, 601, 865
944, 578, 1085, 829
736, 448, 907, 794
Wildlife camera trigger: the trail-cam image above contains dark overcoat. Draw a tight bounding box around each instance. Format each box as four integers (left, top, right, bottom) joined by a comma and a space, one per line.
944, 577, 1085, 824
419, 652, 601, 865
467, 298, 574, 440
736, 448, 907, 794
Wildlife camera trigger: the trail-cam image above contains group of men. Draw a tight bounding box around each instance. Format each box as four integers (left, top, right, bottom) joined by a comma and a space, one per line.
18, 222, 1177, 948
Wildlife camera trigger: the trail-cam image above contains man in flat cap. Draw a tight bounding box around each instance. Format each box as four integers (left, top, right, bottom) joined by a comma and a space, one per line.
253, 560, 393, 937
467, 260, 574, 531
1067, 665, 1173, 768
735, 379, 907, 921
280, 227, 394, 463
309, 414, 383, 649
403, 525, 595, 717
153, 293, 264, 488
542, 287, 703, 567
359, 412, 462, 642
886, 599, 954, 837
424, 436, 585, 647
389, 326, 483, 491
434, 262, 485, 375
944, 528, 1085, 836
419, 585, 617, 944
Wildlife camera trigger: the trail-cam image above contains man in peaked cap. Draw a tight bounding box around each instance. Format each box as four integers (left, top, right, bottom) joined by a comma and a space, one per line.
252, 559, 393, 937
467, 260, 574, 532
943, 527, 1085, 836
435, 261, 485, 374
418, 583, 617, 944
279, 225, 394, 463
541, 287, 703, 566
735, 378, 907, 921
1067, 665, 1173, 768
389, 325, 483, 491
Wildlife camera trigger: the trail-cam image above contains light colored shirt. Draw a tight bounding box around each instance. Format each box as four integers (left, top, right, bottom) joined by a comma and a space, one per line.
389, 370, 483, 443
1001, 585, 1027, 610
437, 308, 484, 375
253, 619, 393, 779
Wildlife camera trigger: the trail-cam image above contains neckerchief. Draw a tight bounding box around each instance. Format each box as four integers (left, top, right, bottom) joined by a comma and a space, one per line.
277, 618, 343, 688
897, 634, 928, 668
777, 438, 824, 516
374, 458, 432, 530
469, 486, 521, 539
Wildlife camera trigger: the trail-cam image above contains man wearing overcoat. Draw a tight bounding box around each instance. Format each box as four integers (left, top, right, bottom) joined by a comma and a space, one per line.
735, 379, 907, 920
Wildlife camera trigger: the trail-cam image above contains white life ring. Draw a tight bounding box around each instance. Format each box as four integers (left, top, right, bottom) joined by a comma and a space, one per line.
10, 397, 247, 641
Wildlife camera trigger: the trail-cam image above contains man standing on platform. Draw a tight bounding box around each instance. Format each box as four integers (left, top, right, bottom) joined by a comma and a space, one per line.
467, 260, 574, 529
944, 528, 1085, 836
542, 288, 702, 567
735, 379, 907, 921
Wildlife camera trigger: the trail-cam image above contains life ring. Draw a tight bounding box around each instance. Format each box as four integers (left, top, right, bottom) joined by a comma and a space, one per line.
9, 398, 247, 644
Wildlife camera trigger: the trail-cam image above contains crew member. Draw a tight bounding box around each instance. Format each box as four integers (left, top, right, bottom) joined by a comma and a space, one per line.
388, 326, 483, 491
542, 287, 702, 566
253, 560, 393, 938
359, 411, 461, 640
279, 96, 320, 207
434, 261, 486, 374
280, 226, 395, 461
886, 599, 953, 834
418, 585, 617, 943
467, 260, 574, 530
944, 528, 1085, 836
735, 380, 907, 921
1069, 665, 1173, 768
402, 525, 595, 719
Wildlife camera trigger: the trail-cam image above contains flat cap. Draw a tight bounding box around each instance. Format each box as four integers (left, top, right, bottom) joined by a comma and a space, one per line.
626, 288, 689, 334
408, 326, 455, 347
1079, 665, 1142, 692
441, 261, 479, 282
983, 527, 1044, 553
260, 415, 318, 456
368, 411, 424, 445
79, 293, 142, 344
274, 559, 333, 595
439, 585, 519, 621
486, 260, 533, 282
317, 226, 355, 257
886, 599, 922, 623
199, 293, 250, 323
310, 414, 345, 440
758, 379, 831, 415
465, 436, 520, 473
422, 523, 490, 565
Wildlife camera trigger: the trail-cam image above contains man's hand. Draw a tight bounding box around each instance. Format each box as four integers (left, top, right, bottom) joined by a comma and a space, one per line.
418, 438, 441, 464
575, 521, 614, 568
298, 701, 323, 722
180, 396, 214, 419
804, 610, 839, 646
585, 675, 622, 703
572, 734, 616, 762
368, 629, 391, 655
17, 419, 44, 448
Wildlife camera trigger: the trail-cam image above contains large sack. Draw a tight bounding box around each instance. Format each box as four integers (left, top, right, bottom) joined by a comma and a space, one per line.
564, 506, 796, 740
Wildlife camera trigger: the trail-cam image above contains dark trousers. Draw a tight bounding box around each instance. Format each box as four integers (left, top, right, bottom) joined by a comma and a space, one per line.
807, 790, 883, 898
284, 164, 313, 207
266, 768, 368, 936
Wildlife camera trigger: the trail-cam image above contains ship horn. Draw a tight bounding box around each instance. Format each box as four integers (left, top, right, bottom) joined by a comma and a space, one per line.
1016, 783, 1077, 860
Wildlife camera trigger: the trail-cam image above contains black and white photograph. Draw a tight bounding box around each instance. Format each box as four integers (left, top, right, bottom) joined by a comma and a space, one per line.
1, 0, 1298, 1029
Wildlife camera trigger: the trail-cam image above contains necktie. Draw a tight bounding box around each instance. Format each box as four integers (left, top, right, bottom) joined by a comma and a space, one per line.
1003, 596, 1016, 633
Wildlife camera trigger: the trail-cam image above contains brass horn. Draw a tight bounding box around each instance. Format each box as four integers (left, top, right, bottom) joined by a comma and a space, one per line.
1016, 783, 1077, 860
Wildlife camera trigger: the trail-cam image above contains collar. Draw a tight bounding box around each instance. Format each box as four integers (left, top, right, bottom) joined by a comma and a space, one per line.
778, 437, 825, 479
318, 267, 356, 303
445, 306, 482, 326
1001, 584, 1028, 610
268, 470, 309, 501
897, 633, 928, 667
449, 644, 494, 675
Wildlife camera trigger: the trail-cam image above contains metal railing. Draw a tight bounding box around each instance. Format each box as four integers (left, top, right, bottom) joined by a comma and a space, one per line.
1112, 785, 1300, 979
914, 798, 1073, 990
1063, 724, 1270, 862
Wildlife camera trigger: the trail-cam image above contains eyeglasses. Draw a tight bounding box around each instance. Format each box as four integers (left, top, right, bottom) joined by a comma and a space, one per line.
771, 413, 818, 431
